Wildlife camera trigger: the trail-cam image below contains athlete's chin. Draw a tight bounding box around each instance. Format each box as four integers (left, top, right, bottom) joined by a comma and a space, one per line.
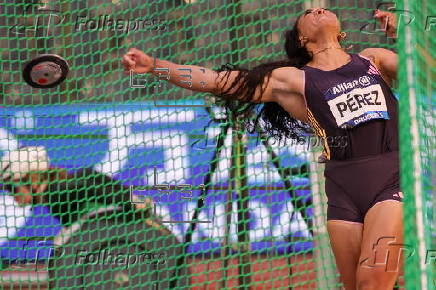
315, 20, 340, 33
316, 14, 339, 26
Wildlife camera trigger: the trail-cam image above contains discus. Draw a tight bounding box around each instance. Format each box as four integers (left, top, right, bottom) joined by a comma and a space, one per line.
22, 54, 69, 88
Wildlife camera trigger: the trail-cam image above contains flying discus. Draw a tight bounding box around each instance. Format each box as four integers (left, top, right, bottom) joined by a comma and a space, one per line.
22, 54, 69, 88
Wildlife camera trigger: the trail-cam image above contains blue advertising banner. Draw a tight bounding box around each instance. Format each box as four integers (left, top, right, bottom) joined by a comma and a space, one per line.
0, 101, 313, 260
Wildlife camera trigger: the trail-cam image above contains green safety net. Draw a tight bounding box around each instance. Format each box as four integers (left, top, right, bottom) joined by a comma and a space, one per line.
397, 0, 435, 289
0, 0, 432, 289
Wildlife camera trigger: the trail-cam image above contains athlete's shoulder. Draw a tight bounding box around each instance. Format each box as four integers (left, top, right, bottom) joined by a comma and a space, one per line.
272, 66, 302, 75
271, 66, 303, 83
359, 48, 396, 65
360, 47, 395, 56
359, 48, 398, 83
271, 66, 304, 93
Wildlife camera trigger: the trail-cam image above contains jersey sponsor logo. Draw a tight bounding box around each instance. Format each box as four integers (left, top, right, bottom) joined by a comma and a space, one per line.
359, 75, 371, 86
330, 76, 372, 95
327, 84, 389, 128
332, 80, 359, 95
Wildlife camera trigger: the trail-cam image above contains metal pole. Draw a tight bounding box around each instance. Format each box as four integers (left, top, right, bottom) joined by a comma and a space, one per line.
221, 125, 232, 289
265, 162, 274, 284
309, 146, 340, 289
226, 0, 251, 287
231, 113, 251, 289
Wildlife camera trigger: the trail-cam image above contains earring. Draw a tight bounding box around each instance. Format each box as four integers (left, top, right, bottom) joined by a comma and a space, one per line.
299, 36, 308, 46
339, 31, 347, 40
338, 31, 353, 50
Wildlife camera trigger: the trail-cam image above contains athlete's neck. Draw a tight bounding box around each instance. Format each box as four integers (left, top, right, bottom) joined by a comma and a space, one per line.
307, 48, 351, 71
304, 34, 351, 70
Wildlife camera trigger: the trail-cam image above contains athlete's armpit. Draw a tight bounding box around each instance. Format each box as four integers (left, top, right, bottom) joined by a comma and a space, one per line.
214, 66, 303, 104
360, 48, 398, 83
270, 67, 304, 101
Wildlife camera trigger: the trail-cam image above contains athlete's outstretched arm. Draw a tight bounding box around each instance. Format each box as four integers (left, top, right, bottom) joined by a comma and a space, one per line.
360, 10, 398, 83
122, 48, 301, 103
122, 48, 220, 93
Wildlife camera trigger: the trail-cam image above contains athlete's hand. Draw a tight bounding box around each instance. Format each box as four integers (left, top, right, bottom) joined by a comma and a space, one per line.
374, 10, 397, 39
122, 48, 154, 74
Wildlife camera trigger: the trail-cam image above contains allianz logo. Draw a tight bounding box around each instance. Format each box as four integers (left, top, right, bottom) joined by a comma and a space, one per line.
332, 75, 372, 95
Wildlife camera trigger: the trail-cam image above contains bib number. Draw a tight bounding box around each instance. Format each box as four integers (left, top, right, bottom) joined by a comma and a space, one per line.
327, 84, 389, 128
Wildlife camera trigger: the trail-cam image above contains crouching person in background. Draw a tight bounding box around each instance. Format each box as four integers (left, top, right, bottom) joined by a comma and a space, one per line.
0, 146, 154, 227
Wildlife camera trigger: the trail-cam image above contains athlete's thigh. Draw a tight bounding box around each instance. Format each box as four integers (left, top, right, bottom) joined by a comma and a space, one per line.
327, 220, 363, 290
357, 200, 404, 288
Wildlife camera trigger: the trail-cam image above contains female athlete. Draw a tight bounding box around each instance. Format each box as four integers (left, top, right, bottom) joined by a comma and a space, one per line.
122, 8, 402, 290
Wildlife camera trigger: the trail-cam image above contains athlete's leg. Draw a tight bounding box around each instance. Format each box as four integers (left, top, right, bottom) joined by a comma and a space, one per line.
356, 200, 404, 290
327, 220, 363, 290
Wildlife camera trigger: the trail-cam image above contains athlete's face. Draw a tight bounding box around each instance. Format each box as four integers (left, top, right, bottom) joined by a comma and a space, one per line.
297, 8, 340, 43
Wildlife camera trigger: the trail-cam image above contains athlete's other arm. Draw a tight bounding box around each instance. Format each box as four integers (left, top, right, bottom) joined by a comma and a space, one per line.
360, 48, 397, 83
360, 10, 398, 83
121, 48, 302, 104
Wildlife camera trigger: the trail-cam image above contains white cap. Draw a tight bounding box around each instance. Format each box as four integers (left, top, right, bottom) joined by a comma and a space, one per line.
0, 146, 50, 181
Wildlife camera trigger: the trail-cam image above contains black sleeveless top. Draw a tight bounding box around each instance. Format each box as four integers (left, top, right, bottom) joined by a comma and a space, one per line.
42, 168, 132, 226
301, 53, 399, 161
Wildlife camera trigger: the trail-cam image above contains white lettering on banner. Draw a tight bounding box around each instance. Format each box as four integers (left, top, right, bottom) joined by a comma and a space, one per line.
153, 201, 311, 243
0, 194, 32, 245
247, 146, 281, 183
272, 199, 311, 238
0, 128, 19, 155
183, 202, 227, 241
327, 84, 387, 127
11, 111, 34, 132
249, 201, 271, 240
143, 131, 189, 184
206, 127, 231, 183
206, 127, 309, 183
79, 110, 194, 182
78, 110, 309, 183
77, 109, 311, 239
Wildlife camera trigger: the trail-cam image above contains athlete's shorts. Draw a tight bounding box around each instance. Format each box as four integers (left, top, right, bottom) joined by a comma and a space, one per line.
324, 150, 402, 223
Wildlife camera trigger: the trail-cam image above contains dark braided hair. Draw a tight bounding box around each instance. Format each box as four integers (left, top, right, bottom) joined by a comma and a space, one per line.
214, 14, 314, 143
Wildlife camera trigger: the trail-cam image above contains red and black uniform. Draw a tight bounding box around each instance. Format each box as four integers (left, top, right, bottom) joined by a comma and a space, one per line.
302, 53, 401, 223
